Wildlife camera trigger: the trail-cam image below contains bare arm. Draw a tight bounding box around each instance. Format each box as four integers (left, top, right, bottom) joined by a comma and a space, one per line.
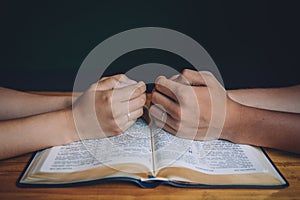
227, 85, 300, 113
224, 88, 300, 153
0, 109, 76, 160
0, 87, 73, 120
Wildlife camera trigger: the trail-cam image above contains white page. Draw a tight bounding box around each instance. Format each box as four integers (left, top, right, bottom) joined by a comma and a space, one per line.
153, 128, 267, 175
40, 119, 152, 173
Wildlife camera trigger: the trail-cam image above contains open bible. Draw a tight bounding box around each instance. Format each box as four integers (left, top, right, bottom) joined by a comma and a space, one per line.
18, 118, 288, 188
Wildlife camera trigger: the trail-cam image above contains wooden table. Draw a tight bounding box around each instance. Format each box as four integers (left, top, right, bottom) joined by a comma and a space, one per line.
0, 92, 300, 199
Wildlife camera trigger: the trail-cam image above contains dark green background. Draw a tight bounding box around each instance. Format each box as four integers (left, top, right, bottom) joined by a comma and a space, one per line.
1, 0, 299, 91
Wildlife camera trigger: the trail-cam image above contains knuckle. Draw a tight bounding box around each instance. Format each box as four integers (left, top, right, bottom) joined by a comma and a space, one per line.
173, 107, 181, 119
137, 85, 146, 94
139, 95, 146, 106
114, 74, 122, 79
141, 83, 147, 92
101, 91, 112, 104
154, 83, 161, 92
112, 127, 122, 135
175, 86, 186, 100
110, 77, 118, 84
137, 108, 144, 117
149, 105, 157, 116
151, 91, 158, 103
142, 93, 147, 100
181, 69, 191, 76
177, 87, 193, 104
174, 120, 181, 130
155, 76, 164, 83
119, 74, 127, 80
155, 76, 165, 88
115, 74, 127, 81
89, 82, 98, 90
201, 71, 213, 78
100, 76, 108, 81
174, 84, 182, 94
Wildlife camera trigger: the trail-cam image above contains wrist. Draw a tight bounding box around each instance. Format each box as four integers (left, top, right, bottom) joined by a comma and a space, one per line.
59, 93, 80, 109
220, 94, 243, 142
61, 95, 74, 109
61, 108, 80, 144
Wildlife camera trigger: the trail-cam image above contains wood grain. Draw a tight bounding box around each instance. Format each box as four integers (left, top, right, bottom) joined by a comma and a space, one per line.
0, 92, 299, 199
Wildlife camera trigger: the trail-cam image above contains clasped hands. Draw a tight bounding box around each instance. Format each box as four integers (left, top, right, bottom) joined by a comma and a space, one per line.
72, 69, 233, 141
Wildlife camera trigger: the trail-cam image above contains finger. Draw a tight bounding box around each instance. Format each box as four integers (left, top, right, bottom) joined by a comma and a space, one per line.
149, 104, 165, 121
150, 104, 180, 131
123, 93, 146, 113
151, 90, 181, 120
128, 107, 144, 121
118, 119, 136, 135
154, 118, 177, 135
155, 76, 184, 102
169, 74, 180, 81
112, 93, 145, 119
181, 69, 215, 86
170, 74, 191, 85
113, 81, 146, 102
117, 107, 144, 131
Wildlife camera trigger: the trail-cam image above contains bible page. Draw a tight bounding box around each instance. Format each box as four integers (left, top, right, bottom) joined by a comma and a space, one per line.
40, 119, 153, 173
153, 128, 267, 175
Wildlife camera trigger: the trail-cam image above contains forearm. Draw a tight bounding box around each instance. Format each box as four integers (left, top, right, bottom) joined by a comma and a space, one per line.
222, 98, 300, 154
0, 87, 74, 120
227, 85, 300, 113
0, 109, 78, 160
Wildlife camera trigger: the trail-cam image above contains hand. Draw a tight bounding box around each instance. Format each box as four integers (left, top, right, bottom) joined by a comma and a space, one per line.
71, 74, 146, 140
150, 69, 232, 140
